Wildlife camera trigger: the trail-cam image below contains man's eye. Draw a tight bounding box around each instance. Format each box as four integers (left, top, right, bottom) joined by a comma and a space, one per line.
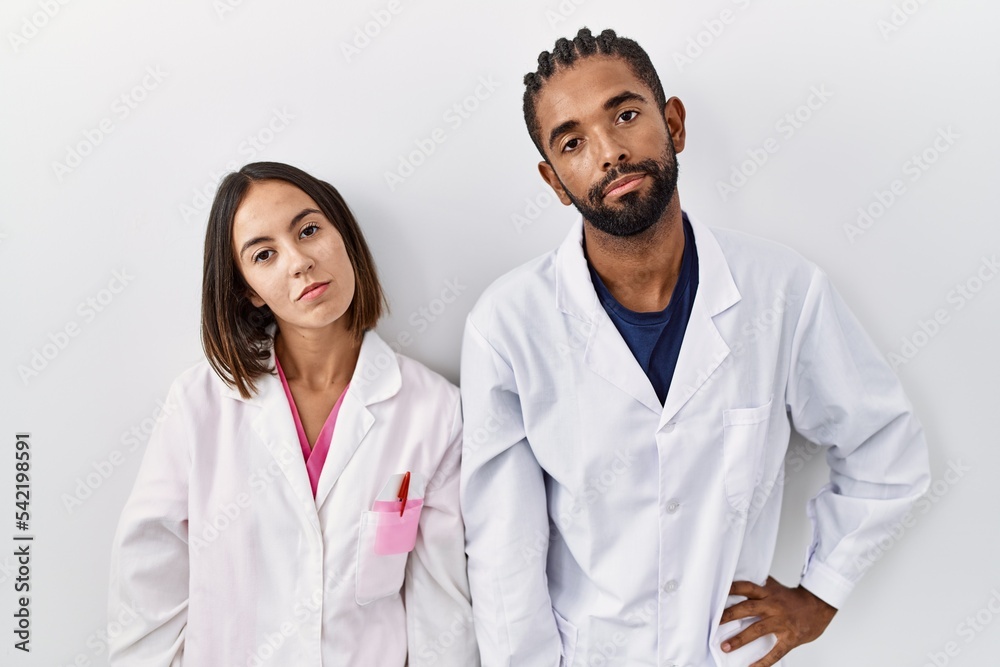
253, 249, 272, 263
563, 138, 580, 152
301, 224, 319, 238
619, 110, 638, 122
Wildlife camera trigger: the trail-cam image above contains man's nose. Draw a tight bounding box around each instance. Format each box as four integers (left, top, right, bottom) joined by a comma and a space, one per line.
595, 130, 630, 170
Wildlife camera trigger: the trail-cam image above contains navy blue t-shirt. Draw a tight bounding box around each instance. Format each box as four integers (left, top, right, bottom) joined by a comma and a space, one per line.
588, 213, 699, 404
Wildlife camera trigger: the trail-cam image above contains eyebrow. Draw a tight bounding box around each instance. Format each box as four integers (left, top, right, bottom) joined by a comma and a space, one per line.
547, 90, 650, 151
603, 90, 647, 111
239, 208, 321, 257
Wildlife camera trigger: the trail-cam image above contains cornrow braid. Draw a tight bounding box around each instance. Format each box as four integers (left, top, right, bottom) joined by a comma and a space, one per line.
522, 27, 667, 159
536, 50, 555, 78
575, 28, 597, 56
553, 37, 574, 65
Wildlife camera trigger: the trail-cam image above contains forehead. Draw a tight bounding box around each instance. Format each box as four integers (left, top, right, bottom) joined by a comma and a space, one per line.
534, 56, 652, 128
233, 180, 319, 231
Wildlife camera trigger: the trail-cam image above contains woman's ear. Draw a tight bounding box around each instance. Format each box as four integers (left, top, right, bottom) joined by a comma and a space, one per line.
247, 290, 265, 308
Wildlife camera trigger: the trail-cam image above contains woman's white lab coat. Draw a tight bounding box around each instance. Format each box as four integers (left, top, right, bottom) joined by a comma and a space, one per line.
109, 330, 479, 666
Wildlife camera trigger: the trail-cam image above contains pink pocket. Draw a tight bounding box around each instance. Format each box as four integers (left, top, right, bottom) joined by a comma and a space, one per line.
371, 499, 423, 555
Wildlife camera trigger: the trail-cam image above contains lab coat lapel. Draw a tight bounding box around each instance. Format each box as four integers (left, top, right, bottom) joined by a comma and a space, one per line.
221, 353, 321, 531
555, 220, 662, 414
313, 331, 401, 510
659, 214, 741, 427
584, 313, 663, 414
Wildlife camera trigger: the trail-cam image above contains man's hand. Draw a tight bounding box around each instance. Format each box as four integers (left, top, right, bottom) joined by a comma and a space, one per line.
719, 576, 837, 667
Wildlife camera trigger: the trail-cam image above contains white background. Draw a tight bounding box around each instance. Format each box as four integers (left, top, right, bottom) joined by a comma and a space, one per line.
1, 0, 998, 665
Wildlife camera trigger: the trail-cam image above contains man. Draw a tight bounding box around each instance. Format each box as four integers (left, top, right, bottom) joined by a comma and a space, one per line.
459, 27, 930, 667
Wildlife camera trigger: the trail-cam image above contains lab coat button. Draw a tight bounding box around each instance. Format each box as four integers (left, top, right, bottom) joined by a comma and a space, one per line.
663, 579, 678, 592
662, 423, 676, 434
666, 499, 681, 514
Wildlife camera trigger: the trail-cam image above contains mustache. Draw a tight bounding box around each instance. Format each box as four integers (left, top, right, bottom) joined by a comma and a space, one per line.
588, 158, 664, 203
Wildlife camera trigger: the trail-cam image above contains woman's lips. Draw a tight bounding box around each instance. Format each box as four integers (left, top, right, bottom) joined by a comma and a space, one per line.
299, 282, 329, 301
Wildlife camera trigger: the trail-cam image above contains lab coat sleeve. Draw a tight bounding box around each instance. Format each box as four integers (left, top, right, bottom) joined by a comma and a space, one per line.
405, 394, 480, 667
460, 317, 561, 667
108, 378, 191, 666
786, 267, 930, 609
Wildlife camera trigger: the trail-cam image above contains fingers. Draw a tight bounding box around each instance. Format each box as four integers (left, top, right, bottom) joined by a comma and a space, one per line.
721, 578, 825, 666
748, 640, 791, 667
720, 617, 793, 667
729, 580, 768, 599
719, 599, 767, 624
721, 617, 778, 653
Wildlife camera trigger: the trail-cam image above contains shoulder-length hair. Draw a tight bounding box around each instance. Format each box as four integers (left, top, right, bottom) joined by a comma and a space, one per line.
201, 161, 386, 399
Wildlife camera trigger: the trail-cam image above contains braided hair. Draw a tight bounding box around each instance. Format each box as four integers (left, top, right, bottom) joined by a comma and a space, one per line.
523, 28, 667, 159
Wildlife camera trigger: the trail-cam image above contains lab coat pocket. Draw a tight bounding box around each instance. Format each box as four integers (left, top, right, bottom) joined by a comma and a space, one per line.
372, 499, 424, 555
355, 500, 423, 605
553, 609, 578, 666
722, 398, 773, 513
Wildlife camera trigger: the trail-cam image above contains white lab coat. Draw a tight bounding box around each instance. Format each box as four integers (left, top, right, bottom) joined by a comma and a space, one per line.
109, 330, 479, 666
460, 214, 930, 667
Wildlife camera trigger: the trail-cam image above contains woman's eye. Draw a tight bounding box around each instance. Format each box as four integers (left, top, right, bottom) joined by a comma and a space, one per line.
563, 138, 580, 153
253, 249, 272, 263
300, 224, 319, 238
619, 110, 638, 123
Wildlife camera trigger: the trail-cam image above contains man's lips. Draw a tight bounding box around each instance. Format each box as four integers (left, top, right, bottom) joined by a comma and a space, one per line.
603, 173, 646, 198
298, 282, 330, 301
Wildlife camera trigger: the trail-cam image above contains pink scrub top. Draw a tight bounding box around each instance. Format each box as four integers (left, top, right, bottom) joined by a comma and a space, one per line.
275, 356, 349, 498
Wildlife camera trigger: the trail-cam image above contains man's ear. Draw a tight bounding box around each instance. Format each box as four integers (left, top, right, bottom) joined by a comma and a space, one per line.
663, 96, 687, 153
538, 161, 574, 206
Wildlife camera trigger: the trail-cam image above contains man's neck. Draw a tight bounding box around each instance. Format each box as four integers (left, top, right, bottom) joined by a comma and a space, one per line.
584, 197, 685, 313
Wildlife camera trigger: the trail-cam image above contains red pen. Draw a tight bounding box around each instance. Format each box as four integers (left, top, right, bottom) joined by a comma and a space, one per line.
397, 471, 410, 516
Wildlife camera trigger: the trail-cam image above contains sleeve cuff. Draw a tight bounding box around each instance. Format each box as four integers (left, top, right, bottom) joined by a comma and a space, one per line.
799, 559, 854, 610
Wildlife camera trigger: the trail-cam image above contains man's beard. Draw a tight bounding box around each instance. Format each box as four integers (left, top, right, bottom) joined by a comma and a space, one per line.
562, 137, 679, 238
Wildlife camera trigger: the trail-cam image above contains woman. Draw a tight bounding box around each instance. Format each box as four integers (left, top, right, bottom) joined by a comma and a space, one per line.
108, 162, 478, 666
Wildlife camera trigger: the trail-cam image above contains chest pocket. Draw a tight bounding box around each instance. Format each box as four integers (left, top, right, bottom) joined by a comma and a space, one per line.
355, 500, 423, 605
722, 398, 773, 513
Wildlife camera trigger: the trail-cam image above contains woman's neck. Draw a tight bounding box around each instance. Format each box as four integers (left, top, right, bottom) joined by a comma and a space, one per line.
273, 323, 361, 392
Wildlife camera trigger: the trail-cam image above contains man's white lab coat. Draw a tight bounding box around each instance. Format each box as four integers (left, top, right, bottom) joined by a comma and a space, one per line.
460, 215, 929, 667
109, 331, 479, 666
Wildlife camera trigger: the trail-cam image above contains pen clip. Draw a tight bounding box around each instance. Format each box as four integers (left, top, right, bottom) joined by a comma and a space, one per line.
396, 471, 411, 517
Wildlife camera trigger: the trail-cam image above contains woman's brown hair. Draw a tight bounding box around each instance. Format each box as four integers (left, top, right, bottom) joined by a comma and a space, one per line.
201, 161, 386, 399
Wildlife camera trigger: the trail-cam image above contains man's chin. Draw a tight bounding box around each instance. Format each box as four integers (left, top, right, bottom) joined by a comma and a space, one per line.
586, 216, 657, 238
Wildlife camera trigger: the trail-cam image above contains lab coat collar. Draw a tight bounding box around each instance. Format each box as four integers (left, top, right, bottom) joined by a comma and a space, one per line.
219, 329, 402, 516
218, 327, 401, 407
554, 212, 741, 423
